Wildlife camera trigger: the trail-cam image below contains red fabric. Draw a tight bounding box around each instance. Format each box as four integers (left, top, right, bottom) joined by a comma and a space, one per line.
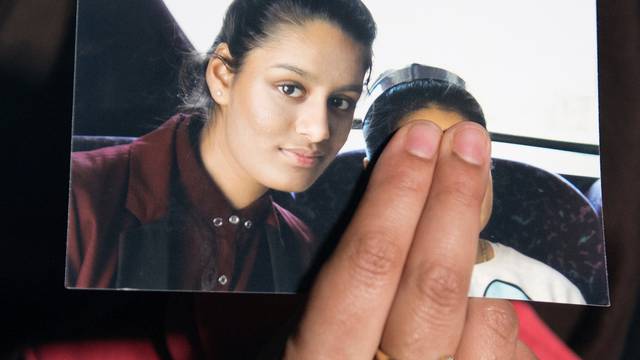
23, 334, 195, 360
514, 301, 581, 360
23, 300, 578, 359
24, 339, 166, 360
67, 115, 179, 288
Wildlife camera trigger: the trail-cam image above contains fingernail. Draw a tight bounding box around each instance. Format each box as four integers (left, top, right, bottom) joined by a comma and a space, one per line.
404, 121, 441, 159
452, 124, 490, 165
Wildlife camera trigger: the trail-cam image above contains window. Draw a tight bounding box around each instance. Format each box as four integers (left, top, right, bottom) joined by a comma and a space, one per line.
164, 0, 600, 177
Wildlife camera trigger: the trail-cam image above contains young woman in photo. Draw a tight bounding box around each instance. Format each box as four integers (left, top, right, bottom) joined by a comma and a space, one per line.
66, 0, 376, 292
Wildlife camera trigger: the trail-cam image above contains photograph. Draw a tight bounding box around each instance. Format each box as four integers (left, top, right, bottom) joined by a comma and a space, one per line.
66, 0, 607, 306
10, 0, 640, 358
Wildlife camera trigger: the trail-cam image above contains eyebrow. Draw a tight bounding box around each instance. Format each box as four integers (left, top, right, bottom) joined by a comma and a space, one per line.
271, 64, 315, 80
271, 63, 363, 94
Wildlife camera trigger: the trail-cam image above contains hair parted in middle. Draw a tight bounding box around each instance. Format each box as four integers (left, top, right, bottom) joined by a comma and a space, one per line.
363, 75, 486, 160
179, 0, 377, 120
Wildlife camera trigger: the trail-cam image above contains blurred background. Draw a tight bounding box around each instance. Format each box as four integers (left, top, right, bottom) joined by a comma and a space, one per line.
1, 0, 639, 358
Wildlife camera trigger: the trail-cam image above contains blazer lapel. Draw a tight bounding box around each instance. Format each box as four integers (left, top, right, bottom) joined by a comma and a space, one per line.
266, 216, 304, 293
116, 219, 171, 289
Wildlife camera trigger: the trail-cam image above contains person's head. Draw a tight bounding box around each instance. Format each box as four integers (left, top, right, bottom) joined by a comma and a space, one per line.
362, 65, 493, 229
181, 0, 376, 194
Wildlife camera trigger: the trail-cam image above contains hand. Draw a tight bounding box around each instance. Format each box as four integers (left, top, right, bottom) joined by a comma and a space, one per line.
285, 121, 536, 359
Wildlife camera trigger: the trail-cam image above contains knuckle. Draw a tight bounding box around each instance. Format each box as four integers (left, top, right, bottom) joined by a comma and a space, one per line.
347, 231, 402, 287
481, 302, 519, 344
412, 262, 467, 313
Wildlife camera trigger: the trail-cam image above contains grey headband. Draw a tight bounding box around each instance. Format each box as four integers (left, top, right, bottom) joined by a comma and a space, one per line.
361, 64, 467, 118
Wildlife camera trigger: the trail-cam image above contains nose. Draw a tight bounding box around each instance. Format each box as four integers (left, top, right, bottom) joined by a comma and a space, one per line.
295, 97, 331, 143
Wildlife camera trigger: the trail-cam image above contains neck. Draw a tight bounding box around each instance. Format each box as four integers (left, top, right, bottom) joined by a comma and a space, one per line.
199, 114, 268, 209
475, 238, 495, 264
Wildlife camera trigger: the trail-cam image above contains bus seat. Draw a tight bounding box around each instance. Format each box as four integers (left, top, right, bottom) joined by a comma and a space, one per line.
72, 135, 137, 152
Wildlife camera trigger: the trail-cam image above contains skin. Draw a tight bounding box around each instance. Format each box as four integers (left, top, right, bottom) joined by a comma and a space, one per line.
286, 120, 535, 359
201, 20, 366, 209
365, 106, 496, 262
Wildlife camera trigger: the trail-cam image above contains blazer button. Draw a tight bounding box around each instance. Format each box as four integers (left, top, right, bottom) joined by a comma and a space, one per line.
218, 275, 228, 286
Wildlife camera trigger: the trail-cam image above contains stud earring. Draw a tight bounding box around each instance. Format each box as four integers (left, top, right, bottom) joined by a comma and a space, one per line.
215, 90, 222, 97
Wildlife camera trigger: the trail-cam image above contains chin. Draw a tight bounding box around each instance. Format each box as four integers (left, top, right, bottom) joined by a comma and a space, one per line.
267, 175, 319, 193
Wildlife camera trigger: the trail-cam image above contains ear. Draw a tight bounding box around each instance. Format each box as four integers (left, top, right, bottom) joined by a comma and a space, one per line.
205, 43, 235, 106
362, 157, 369, 169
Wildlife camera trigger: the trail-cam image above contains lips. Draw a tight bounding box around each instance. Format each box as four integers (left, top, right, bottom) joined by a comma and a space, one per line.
279, 148, 325, 168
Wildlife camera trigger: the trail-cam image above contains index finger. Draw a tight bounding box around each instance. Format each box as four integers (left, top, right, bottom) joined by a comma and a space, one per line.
285, 121, 443, 359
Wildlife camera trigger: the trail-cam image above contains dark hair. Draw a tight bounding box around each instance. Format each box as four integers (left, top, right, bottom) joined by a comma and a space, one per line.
362, 79, 486, 159
179, 0, 377, 119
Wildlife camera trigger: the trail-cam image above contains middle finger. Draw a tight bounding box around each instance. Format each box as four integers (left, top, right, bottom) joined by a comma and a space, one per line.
380, 122, 491, 359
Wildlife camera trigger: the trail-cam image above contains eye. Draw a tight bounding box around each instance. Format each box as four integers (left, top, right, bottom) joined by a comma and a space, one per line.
277, 84, 304, 98
329, 97, 352, 111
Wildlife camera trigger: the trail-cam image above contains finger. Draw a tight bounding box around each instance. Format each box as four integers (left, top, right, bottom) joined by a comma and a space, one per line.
455, 299, 520, 359
380, 122, 491, 359
285, 121, 442, 359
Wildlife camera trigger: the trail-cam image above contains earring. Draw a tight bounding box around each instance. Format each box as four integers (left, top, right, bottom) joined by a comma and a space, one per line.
215, 90, 222, 97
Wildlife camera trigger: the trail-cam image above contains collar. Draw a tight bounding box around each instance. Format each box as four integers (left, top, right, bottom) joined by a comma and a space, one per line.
125, 113, 271, 225
175, 116, 271, 227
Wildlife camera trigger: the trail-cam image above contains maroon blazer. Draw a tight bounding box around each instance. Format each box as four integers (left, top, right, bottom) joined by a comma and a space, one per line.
66, 114, 315, 292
